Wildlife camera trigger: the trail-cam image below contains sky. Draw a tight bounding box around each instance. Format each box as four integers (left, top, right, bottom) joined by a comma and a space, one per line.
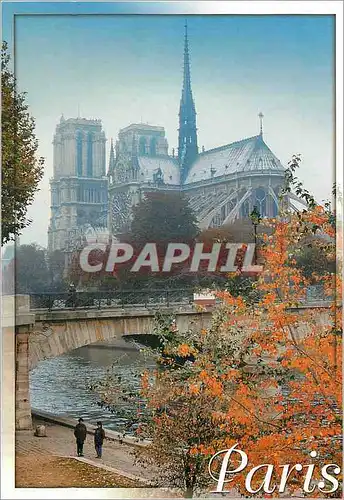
3, 4, 335, 247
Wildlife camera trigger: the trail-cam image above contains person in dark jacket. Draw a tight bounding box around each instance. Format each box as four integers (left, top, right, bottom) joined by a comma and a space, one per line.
74, 417, 87, 457
94, 421, 105, 458
67, 283, 77, 308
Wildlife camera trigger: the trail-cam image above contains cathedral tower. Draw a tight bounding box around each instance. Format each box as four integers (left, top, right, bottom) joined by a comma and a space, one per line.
48, 116, 108, 253
178, 22, 198, 182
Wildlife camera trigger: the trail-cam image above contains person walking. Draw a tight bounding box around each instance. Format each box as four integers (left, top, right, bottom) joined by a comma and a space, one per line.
74, 417, 87, 457
94, 421, 105, 458
67, 283, 77, 308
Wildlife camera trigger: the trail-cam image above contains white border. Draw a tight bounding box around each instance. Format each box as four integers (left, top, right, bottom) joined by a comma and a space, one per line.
1, 1, 342, 499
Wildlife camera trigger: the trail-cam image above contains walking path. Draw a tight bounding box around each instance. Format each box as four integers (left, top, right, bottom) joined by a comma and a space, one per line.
16, 417, 152, 481
15, 417, 237, 497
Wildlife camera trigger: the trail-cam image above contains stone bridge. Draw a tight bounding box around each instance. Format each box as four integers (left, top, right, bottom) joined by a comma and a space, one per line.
6, 294, 333, 431
6, 294, 212, 430
30, 305, 212, 370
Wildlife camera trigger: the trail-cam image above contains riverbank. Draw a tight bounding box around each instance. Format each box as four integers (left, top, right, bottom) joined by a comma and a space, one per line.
15, 415, 180, 496
17, 415, 150, 479
32, 408, 151, 447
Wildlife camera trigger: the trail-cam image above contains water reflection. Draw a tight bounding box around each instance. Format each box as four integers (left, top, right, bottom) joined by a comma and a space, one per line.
30, 344, 155, 431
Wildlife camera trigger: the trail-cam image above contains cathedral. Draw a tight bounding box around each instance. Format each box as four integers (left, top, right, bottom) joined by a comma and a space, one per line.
107, 24, 289, 237
48, 24, 301, 255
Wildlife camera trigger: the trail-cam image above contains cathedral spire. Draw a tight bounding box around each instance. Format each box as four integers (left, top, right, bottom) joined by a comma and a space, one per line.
258, 112, 264, 137
108, 138, 115, 175
178, 20, 198, 182
183, 21, 192, 96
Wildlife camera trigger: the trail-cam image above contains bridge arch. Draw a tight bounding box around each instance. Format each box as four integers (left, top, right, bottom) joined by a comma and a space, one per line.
29, 308, 211, 370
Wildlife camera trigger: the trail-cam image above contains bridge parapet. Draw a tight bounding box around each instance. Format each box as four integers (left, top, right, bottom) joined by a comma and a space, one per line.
29, 284, 331, 312
30, 306, 212, 370
30, 288, 195, 312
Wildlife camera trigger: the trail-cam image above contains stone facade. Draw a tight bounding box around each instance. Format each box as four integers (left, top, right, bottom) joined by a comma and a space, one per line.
15, 327, 33, 430
48, 117, 108, 253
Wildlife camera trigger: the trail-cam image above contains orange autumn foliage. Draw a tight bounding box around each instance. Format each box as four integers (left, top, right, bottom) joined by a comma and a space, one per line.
139, 203, 342, 497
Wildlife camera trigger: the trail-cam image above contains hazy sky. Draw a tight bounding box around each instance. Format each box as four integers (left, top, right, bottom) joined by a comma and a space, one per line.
3, 4, 335, 247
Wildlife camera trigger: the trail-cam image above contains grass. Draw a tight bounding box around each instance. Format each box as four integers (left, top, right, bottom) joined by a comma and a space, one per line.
16, 454, 146, 488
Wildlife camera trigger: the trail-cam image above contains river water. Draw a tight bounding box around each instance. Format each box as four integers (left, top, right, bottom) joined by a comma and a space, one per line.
30, 345, 155, 432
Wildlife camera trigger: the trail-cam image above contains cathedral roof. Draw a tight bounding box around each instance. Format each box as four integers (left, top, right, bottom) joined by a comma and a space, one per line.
184, 134, 284, 185
137, 156, 180, 185
120, 123, 165, 135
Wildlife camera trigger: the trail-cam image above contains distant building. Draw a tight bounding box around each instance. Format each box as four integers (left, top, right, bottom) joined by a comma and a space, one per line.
49, 23, 305, 255
48, 117, 108, 254
108, 23, 294, 237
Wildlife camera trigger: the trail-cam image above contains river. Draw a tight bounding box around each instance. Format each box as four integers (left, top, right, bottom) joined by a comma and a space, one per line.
30, 343, 156, 432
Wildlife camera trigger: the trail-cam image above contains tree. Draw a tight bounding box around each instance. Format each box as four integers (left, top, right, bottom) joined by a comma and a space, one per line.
14, 243, 49, 294
3, 243, 67, 294
134, 161, 341, 497
130, 191, 199, 244
1, 42, 44, 245
87, 159, 341, 497
69, 192, 199, 289
68, 192, 261, 293
47, 249, 67, 291
68, 192, 200, 289
294, 240, 336, 280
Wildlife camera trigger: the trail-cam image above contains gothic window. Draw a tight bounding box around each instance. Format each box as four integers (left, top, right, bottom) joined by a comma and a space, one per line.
150, 137, 157, 156
76, 131, 83, 176
139, 137, 146, 156
254, 187, 267, 216
272, 198, 278, 217
87, 132, 93, 177
241, 197, 250, 217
